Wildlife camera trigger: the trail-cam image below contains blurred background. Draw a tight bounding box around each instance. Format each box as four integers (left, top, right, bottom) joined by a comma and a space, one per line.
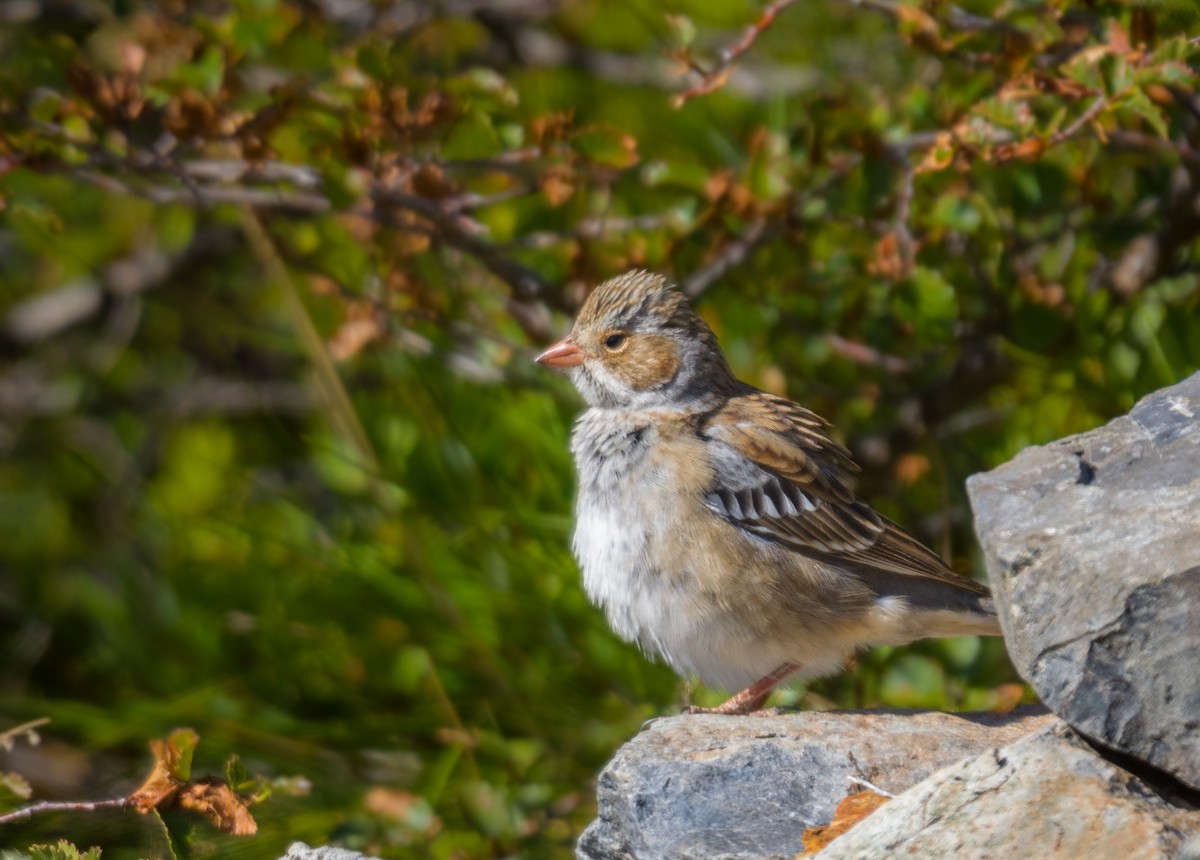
1, 0, 1198, 857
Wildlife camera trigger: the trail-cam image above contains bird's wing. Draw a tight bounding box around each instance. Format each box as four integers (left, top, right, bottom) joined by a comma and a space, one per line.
699, 389, 988, 595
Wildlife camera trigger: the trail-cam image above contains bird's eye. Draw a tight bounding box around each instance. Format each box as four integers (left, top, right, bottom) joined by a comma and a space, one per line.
603, 333, 627, 350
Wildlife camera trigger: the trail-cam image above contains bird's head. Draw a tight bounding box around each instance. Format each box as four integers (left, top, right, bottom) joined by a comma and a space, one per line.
536, 270, 734, 409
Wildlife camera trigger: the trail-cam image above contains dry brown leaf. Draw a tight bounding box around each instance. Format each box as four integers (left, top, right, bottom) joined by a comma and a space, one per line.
895, 452, 931, 485
991, 683, 1027, 712
1146, 84, 1174, 105
914, 132, 956, 175
1108, 20, 1131, 56
129, 738, 184, 813
177, 779, 258, 835
1040, 75, 1094, 99
703, 170, 731, 202
411, 163, 456, 200
867, 232, 911, 281
329, 316, 384, 361
530, 110, 574, 147
540, 166, 574, 207
894, 3, 941, 42
797, 790, 892, 856
164, 89, 219, 141
993, 137, 1046, 163
364, 786, 432, 824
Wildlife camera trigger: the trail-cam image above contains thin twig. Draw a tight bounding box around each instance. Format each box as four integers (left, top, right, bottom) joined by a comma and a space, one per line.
0, 797, 131, 825
891, 162, 917, 275
1050, 93, 1110, 147
0, 718, 50, 750
825, 334, 912, 373
1, 228, 237, 345
992, 93, 1110, 163
681, 215, 771, 298
63, 152, 564, 339
512, 212, 688, 248
673, 0, 800, 107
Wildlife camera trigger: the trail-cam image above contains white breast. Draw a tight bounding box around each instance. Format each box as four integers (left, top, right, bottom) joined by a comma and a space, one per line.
570, 410, 659, 645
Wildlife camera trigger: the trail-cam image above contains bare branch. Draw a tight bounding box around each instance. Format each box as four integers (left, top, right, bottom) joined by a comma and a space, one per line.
0, 797, 130, 825
38, 147, 565, 340
1, 229, 237, 345
1108, 129, 1200, 171
825, 334, 912, 373
673, 0, 800, 107
681, 215, 771, 298
891, 163, 917, 275
833, 0, 1015, 37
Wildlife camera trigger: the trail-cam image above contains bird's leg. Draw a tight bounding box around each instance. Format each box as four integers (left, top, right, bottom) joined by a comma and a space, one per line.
686, 662, 802, 715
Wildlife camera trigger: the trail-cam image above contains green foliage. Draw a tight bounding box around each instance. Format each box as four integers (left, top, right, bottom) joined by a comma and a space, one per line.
27, 841, 102, 860
0, 0, 1197, 858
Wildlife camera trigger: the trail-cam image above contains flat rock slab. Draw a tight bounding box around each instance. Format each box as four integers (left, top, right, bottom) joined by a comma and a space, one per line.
968, 371, 1200, 790
576, 707, 1053, 860
814, 722, 1200, 860
282, 844, 378, 860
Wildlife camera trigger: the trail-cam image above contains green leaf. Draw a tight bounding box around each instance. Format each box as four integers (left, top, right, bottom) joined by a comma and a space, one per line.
974, 96, 1034, 134
1153, 35, 1200, 64
226, 754, 252, 793
664, 14, 697, 48
895, 267, 959, 340
641, 159, 712, 193
1099, 52, 1129, 97
356, 43, 391, 81
1130, 300, 1164, 345
1120, 88, 1168, 138
930, 195, 982, 234
446, 68, 519, 110
572, 125, 639, 169
167, 728, 199, 783
441, 112, 501, 160
747, 129, 789, 201
171, 45, 225, 96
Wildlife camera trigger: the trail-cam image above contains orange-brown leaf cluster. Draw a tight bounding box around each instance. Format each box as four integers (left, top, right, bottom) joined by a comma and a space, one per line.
798, 789, 893, 856
128, 730, 258, 836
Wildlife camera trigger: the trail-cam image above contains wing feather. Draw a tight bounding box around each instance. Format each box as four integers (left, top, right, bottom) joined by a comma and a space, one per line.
701, 389, 988, 595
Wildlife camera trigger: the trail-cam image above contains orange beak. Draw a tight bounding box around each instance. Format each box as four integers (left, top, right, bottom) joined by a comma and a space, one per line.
535, 336, 585, 368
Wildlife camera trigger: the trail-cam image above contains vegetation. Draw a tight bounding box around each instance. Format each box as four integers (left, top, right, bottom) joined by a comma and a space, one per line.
1, 0, 1198, 857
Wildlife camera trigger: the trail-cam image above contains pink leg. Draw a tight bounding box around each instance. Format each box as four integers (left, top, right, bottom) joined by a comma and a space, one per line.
686, 662, 802, 715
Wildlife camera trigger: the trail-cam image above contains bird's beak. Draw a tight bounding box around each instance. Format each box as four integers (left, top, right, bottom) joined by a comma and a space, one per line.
535, 336, 585, 368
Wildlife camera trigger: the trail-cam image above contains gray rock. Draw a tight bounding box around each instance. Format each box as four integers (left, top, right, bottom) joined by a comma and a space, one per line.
576, 707, 1053, 860
282, 843, 379, 860
967, 371, 1200, 790
813, 721, 1200, 860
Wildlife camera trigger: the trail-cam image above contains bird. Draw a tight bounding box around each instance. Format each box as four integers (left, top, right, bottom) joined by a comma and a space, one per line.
535, 270, 1003, 715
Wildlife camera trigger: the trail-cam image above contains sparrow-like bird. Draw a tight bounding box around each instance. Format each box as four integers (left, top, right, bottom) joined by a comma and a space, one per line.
536, 270, 1001, 714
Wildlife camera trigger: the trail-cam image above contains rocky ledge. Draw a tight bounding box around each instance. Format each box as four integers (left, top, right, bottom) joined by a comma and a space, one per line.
577, 708, 1052, 860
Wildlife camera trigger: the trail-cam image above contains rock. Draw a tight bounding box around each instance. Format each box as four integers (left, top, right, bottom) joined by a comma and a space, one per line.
967, 371, 1200, 790
281, 843, 378, 860
813, 721, 1200, 860
576, 707, 1053, 860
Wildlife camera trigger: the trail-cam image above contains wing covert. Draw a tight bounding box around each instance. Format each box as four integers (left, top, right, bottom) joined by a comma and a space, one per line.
700, 389, 986, 593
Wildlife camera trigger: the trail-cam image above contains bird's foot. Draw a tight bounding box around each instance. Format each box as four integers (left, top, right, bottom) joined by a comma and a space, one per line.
684, 703, 781, 716
684, 662, 802, 716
